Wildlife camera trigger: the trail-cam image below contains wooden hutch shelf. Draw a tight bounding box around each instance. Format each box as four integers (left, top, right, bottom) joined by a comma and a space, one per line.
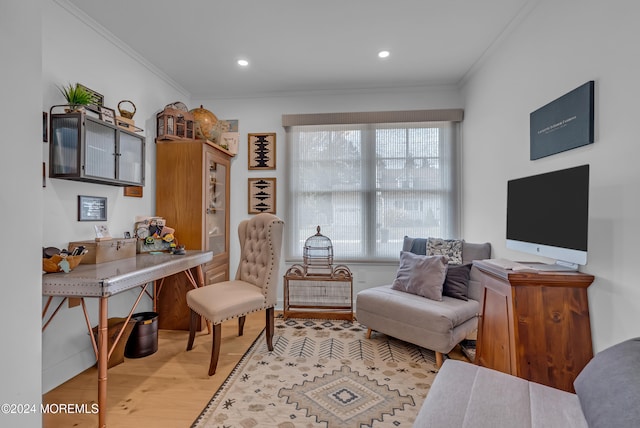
155, 138, 233, 330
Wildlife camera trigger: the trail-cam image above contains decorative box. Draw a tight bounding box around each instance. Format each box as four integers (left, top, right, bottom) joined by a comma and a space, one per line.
69, 238, 137, 264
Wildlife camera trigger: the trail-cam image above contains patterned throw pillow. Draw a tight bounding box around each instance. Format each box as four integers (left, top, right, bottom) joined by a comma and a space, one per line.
427, 237, 464, 265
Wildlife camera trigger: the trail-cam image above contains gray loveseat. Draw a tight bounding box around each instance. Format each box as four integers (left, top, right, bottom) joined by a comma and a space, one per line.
414, 337, 640, 428
356, 238, 491, 367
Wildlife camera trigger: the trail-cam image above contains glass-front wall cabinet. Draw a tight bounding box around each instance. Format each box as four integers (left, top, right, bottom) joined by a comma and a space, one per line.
50, 112, 145, 186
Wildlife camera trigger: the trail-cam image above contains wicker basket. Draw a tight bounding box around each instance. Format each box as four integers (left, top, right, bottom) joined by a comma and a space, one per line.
42, 254, 84, 273
117, 100, 136, 119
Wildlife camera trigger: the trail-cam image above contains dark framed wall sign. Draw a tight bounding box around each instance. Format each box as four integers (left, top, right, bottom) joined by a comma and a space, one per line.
248, 133, 276, 170
530, 80, 594, 160
248, 177, 276, 214
78, 195, 107, 221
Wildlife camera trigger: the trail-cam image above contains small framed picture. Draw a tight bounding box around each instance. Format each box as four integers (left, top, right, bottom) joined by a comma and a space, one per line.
99, 106, 116, 125
248, 133, 276, 170
78, 195, 107, 221
248, 177, 276, 214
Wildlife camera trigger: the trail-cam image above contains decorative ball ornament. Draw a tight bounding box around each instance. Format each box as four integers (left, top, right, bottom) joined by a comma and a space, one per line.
190, 105, 220, 143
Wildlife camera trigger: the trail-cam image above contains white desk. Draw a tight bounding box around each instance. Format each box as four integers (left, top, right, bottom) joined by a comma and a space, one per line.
42, 251, 213, 428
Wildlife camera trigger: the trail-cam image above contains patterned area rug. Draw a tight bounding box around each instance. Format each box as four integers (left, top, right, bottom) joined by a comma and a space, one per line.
192, 318, 438, 427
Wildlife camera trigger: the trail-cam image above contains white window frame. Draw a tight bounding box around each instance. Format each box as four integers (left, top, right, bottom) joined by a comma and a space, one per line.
283, 110, 462, 262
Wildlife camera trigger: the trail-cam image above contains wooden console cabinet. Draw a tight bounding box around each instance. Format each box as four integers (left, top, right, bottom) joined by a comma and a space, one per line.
155, 138, 233, 330
473, 260, 595, 393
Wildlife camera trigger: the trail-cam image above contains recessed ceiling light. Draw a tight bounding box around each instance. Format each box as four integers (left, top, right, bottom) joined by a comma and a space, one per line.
378, 50, 390, 59
237, 59, 249, 67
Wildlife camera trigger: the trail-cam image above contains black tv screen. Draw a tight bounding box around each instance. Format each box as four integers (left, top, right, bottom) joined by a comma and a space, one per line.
506, 164, 589, 266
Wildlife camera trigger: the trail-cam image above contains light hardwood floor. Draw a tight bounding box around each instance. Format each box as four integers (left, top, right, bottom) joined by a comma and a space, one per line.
43, 311, 469, 427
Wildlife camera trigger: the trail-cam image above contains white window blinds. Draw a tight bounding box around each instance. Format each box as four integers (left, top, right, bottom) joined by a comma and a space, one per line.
284, 109, 462, 261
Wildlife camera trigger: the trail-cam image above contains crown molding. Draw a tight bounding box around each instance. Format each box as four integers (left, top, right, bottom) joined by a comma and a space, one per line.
459, 0, 541, 88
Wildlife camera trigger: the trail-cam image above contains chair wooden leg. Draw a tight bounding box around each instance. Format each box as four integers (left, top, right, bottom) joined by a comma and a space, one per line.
366, 328, 372, 339
208, 323, 222, 376
238, 315, 246, 336
186, 309, 198, 351
436, 351, 444, 368
266, 307, 274, 351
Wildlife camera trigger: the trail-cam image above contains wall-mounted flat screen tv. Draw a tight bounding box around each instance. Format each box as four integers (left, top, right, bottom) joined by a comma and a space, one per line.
506, 164, 589, 271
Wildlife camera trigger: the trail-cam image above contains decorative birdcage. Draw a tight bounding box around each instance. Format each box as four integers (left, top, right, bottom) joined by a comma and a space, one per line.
156, 102, 195, 140
284, 226, 353, 320
303, 226, 334, 275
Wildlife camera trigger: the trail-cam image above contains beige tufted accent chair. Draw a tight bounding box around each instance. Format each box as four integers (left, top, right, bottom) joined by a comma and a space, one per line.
186, 213, 284, 375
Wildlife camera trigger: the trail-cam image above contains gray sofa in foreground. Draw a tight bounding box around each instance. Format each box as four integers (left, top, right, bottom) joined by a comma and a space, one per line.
414, 337, 640, 428
356, 239, 491, 367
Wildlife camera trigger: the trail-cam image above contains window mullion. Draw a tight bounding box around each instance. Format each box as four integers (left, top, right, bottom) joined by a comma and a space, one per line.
362, 125, 376, 258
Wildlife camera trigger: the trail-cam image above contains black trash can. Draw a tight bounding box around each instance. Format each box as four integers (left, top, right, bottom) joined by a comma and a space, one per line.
125, 312, 158, 358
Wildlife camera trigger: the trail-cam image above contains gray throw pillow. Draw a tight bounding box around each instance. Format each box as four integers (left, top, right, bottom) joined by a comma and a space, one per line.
427, 237, 464, 264
443, 264, 471, 301
391, 251, 447, 301
573, 337, 640, 428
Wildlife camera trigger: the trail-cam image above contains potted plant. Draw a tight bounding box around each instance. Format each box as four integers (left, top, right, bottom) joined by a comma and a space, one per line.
58, 82, 93, 112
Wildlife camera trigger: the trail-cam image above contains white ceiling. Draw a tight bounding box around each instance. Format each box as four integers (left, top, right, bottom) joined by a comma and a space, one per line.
65, 0, 535, 99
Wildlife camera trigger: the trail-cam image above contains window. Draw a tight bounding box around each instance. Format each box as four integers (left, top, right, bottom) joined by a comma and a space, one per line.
284, 110, 462, 261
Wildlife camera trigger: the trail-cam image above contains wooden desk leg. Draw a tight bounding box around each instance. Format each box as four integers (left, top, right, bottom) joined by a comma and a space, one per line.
98, 296, 108, 428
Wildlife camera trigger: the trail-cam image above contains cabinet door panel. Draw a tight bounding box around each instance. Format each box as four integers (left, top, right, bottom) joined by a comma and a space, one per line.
85, 119, 116, 179
477, 286, 512, 374
205, 150, 227, 256
119, 132, 144, 183
50, 115, 81, 175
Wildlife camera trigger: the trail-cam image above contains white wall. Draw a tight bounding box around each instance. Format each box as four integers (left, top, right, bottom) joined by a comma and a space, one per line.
41, 0, 189, 392
0, 2, 43, 427
193, 86, 464, 302
461, 0, 640, 352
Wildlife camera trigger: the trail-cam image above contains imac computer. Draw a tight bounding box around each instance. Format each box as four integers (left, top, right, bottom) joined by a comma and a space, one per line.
506, 164, 589, 271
